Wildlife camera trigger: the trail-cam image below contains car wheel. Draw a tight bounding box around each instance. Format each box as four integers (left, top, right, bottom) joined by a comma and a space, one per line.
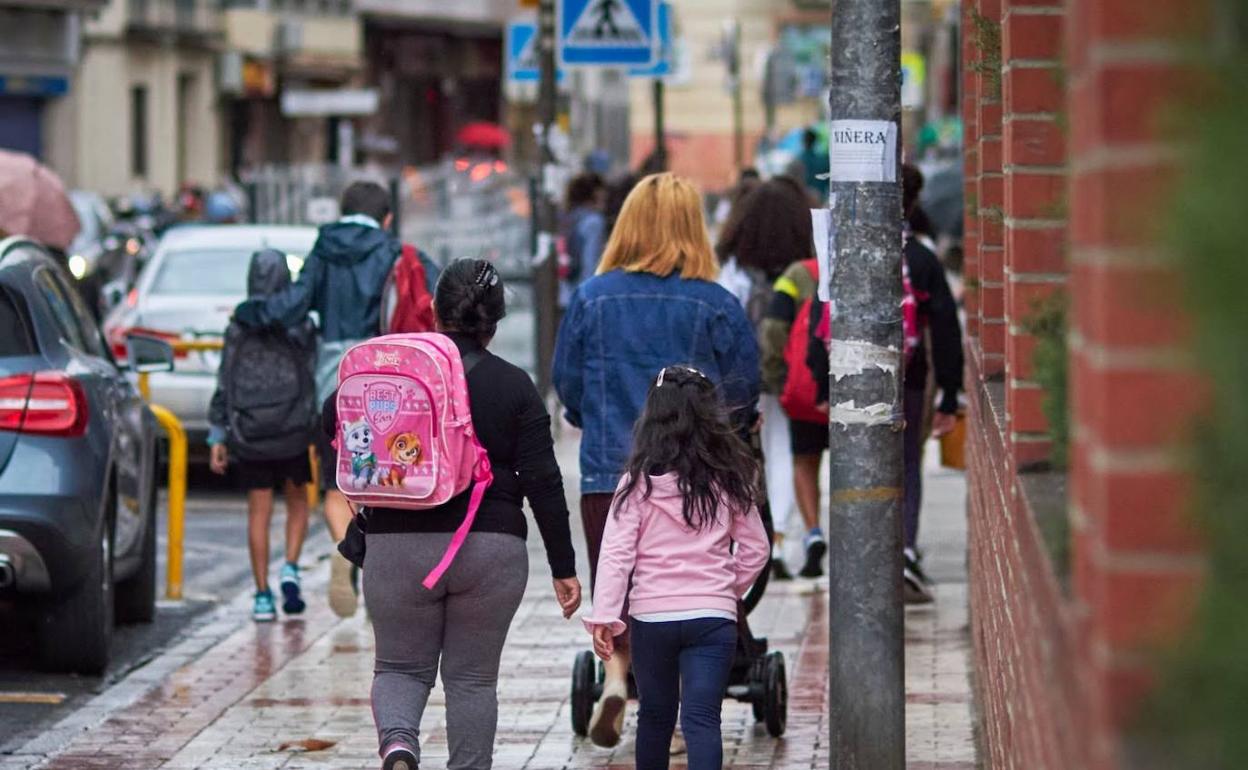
38, 505, 114, 675
115, 465, 158, 624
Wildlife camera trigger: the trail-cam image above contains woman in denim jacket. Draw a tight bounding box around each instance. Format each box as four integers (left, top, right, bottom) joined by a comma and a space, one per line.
552, 173, 761, 748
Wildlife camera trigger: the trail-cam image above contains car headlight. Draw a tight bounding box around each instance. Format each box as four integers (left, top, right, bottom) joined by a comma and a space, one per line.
286, 254, 304, 278
68, 254, 88, 279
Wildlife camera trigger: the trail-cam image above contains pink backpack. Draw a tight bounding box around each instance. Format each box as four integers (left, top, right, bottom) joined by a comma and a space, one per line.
335, 333, 493, 588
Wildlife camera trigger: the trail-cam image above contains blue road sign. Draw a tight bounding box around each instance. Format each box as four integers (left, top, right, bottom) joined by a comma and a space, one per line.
558, 0, 658, 68
628, 1, 672, 78
507, 20, 565, 84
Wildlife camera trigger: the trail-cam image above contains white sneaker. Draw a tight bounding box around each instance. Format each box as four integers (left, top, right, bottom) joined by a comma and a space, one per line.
329, 550, 358, 618
588, 677, 627, 748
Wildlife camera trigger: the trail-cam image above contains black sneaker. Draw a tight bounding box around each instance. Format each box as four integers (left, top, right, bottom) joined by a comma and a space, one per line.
799, 530, 827, 578
904, 548, 934, 587
903, 565, 935, 604
382, 745, 418, 770
772, 558, 795, 581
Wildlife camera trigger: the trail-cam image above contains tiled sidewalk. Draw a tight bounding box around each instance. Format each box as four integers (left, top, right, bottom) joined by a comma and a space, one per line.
10, 441, 978, 770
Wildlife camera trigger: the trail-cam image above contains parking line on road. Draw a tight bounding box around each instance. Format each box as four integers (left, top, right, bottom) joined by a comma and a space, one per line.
0, 692, 66, 705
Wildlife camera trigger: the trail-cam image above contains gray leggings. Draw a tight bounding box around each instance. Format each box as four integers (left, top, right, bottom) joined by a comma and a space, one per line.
363, 532, 528, 769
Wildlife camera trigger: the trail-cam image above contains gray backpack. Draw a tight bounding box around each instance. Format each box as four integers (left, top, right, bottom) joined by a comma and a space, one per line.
225, 326, 316, 461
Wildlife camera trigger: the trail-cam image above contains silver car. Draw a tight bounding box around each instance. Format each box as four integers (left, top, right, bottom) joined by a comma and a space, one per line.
101, 225, 317, 450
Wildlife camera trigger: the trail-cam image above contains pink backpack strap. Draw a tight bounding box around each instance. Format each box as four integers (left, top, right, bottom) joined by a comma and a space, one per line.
420, 444, 494, 589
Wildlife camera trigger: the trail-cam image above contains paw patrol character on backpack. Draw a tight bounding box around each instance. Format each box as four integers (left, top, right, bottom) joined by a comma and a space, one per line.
381, 432, 423, 487
343, 418, 378, 489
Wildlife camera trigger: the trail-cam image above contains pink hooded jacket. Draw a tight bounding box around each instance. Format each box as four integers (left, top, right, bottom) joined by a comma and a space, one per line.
582, 473, 771, 636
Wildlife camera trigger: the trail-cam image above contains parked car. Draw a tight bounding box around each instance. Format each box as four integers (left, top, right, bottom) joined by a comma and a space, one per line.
101, 225, 318, 452
0, 237, 168, 674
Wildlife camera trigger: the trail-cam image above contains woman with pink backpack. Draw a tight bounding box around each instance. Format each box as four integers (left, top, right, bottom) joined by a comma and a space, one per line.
323, 258, 582, 770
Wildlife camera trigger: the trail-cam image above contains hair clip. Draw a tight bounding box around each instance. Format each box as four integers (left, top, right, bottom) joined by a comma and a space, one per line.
655, 365, 709, 388
474, 262, 499, 288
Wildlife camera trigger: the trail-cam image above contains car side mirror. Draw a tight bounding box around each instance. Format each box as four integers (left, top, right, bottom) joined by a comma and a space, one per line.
125, 333, 175, 373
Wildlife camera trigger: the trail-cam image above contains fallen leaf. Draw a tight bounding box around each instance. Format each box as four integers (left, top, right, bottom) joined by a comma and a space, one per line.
276, 738, 337, 752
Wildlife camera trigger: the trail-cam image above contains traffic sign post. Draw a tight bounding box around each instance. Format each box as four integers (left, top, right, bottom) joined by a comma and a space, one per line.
557, 0, 659, 67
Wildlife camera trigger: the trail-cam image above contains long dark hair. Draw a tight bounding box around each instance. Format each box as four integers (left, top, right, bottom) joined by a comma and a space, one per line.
714, 176, 814, 279
614, 365, 759, 530
435, 258, 506, 341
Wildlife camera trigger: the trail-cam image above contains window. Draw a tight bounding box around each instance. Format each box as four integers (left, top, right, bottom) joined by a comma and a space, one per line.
150, 249, 263, 296
34, 270, 85, 352
52, 273, 108, 359
0, 287, 36, 357
131, 85, 148, 177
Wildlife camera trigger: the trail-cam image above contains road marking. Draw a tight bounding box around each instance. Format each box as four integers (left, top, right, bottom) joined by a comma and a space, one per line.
0, 692, 66, 705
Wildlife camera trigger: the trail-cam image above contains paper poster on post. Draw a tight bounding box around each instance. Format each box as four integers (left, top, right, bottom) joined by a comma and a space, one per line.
813, 197, 836, 303
828, 120, 897, 183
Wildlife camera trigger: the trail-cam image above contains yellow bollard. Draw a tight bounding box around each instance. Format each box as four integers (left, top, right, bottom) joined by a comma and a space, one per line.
137, 371, 151, 402
148, 404, 186, 601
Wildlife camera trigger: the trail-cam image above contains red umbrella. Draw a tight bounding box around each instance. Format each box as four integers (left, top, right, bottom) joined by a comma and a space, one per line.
456, 121, 511, 149
0, 149, 80, 250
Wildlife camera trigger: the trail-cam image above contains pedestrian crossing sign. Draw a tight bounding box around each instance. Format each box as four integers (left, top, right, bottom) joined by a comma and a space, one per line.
507, 20, 565, 84
558, 0, 659, 67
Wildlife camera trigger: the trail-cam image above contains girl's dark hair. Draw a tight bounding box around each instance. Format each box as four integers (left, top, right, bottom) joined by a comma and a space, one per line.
715, 176, 814, 278
434, 258, 506, 340
614, 366, 759, 530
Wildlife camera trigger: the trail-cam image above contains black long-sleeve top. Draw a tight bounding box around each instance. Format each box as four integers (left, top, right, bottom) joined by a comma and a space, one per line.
809, 237, 964, 414
321, 332, 578, 579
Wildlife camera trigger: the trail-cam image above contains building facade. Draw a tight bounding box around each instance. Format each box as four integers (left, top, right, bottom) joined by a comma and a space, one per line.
961, 0, 1205, 766
68, 0, 223, 197
0, 0, 106, 172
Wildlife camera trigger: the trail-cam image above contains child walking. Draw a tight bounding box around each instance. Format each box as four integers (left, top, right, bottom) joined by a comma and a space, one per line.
583, 365, 770, 770
208, 248, 319, 622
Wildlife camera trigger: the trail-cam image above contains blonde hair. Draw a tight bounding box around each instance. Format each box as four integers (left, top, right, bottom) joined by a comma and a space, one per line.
597, 173, 718, 281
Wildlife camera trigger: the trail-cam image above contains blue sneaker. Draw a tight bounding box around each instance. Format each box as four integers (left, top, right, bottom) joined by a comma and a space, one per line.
800, 528, 827, 578
280, 562, 306, 615
253, 589, 276, 622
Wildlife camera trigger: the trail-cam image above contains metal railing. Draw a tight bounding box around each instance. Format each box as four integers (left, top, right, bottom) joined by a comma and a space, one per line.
127, 0, 223, 34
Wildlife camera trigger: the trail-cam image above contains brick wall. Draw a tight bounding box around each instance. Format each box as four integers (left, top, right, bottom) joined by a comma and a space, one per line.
963, 0, 1207, 766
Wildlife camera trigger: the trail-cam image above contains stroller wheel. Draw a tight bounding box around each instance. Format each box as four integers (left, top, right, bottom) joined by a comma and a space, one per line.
571, 650, 597, 736
762, 651, 788, 737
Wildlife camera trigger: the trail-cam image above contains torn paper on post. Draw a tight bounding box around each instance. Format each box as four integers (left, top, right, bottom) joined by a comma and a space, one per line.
812, 198, 836, 303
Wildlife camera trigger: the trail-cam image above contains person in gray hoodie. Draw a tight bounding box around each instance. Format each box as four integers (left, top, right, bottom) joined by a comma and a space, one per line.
232, 180, 402, 618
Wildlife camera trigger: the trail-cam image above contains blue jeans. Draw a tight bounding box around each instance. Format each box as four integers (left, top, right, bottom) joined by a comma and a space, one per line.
630, 617, 737, 770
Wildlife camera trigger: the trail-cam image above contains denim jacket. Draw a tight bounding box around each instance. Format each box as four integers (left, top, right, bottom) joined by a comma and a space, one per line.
553, 269, 761, 493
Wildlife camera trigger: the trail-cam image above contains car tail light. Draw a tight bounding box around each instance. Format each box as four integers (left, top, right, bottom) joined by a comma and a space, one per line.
0, 373, 89, 437
108, 326, 186, 362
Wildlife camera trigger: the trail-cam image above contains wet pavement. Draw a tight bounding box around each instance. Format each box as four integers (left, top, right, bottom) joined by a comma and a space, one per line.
1, 438, 979, 769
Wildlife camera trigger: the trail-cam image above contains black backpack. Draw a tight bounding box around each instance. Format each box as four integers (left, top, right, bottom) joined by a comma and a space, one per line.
225, 326, 316, 461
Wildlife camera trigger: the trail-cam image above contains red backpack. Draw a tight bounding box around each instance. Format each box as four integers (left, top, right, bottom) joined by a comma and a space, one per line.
383, 244, 436, 334
779, 260, 825, 424
780, 257, 925, 424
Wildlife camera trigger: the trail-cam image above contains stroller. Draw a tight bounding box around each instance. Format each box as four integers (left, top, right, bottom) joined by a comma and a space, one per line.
569, 435, 789, 738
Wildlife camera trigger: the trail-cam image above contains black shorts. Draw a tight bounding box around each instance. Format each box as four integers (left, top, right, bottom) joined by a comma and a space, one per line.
233, 452, 313, 491
789, 418, 829, 456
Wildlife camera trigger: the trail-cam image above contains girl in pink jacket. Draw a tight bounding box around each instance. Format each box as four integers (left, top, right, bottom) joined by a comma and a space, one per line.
583, 365, 771, 770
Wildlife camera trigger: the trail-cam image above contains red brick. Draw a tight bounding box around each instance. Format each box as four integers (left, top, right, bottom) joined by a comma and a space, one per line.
1006, 226, 1066, 273
1100, 567, 1202, 649
1070, 64, 1197, 155
981, 137, 1003, 173
1007, 280, 1062, 325
979, 101, 1004, 136
981, 283, 1005, 320
1004, 117, 1064, 167
1003, 66, 1063, 114
1008, 383, 1049, 433
1007, 330, 1039, 381
1010, 435, 1053, 467
1003, 12, 1062, 62
1069, 165, 1177, 249
1070, 260, 1190, 349
982, 245, 1004, 282
1084, 366, 1206, 449
1007, 171, 1065, 219
1089, 0, 1211, 44
982, 320, 1006, 359
980, 170, 1004, 205
1100, 470, 1203, 553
